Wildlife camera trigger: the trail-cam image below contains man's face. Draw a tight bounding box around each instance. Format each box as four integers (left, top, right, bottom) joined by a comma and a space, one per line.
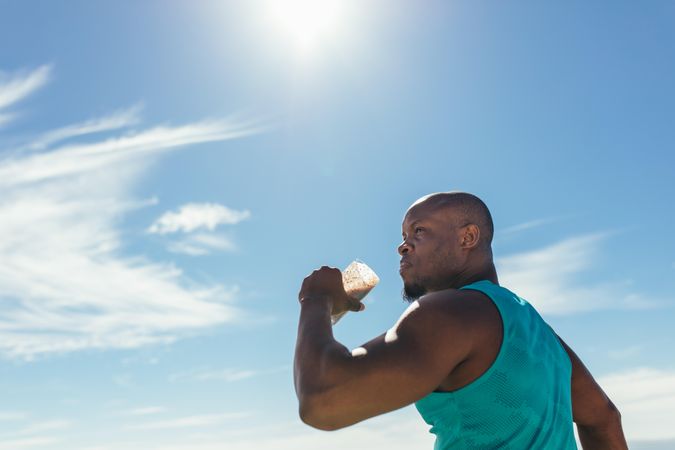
398, 203, 464, 302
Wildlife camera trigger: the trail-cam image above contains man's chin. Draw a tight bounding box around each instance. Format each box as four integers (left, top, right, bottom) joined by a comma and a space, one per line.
402, 283, 427, 303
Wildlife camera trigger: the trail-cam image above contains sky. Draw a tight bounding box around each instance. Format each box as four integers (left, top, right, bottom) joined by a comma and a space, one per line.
0, 1, 674, 449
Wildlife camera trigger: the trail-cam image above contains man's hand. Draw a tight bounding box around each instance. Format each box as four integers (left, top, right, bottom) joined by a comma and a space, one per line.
298, 266, 364, 316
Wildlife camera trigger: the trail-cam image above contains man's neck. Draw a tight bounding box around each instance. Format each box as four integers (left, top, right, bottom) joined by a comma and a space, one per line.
448, 263, 499, 290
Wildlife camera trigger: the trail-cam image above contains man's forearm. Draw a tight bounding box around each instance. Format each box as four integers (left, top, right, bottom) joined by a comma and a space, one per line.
293, 296, 351, 402
578, 427, 628, 450
577, 411, 628, 450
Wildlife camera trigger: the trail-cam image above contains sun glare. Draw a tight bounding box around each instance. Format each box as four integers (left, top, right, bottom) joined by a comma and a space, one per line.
266, 0, 347, 56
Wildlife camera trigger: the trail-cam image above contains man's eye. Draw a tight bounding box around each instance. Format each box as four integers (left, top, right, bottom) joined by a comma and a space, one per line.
415, 227, 424, 233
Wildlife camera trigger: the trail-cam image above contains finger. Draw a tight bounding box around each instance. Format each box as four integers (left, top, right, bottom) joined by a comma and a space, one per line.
349, 301, 364, 312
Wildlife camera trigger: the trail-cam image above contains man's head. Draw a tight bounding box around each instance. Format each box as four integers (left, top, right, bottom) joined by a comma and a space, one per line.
398, 191, 494, 302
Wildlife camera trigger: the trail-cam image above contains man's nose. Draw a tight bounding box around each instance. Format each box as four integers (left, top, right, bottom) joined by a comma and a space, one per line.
398, 241, 411, 256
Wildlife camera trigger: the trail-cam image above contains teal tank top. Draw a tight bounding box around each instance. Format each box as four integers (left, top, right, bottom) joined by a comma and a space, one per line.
414, 280, 577, 450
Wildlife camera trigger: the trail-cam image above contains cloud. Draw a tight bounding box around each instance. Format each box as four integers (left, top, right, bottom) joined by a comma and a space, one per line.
9, 420, 72, 437
599, 367, 675, 441
166, 233, 237, 256
0, 418, 70, 450
0, 114, 14, 128
169, 365, 289, 383
148, 203, 251, 235
608, 345, 643, 360
0, 65, 51, 115
499, 217, 561, 235
0, 437, 60, 450
630, 440, 675, 450
64, 410, 431, 450
110, 410, 432, 450
112, 373, 135, 389
122, 407, 166, 416
23, 104, 143, 151
497, 233, 656, 315
0, 120, 259, 187
0, 66, 263, 359
221, 417, 433, 450
126, 412, 251, 431
0, 411, 27, 421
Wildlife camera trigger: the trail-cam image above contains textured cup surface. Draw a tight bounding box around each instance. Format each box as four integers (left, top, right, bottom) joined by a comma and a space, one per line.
331, 260, 380, 325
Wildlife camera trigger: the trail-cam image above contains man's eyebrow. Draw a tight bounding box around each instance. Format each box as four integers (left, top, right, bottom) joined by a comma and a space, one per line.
402, 220, 422, 235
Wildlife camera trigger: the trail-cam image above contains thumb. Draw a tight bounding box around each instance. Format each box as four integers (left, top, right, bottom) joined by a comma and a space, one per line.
358, 302, 366, 312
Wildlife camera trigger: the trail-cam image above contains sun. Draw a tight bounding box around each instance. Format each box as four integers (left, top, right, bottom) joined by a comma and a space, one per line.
266, 0, 348, 57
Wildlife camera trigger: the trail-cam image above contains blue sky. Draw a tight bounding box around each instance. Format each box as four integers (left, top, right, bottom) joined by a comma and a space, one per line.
0, 1, 674, 449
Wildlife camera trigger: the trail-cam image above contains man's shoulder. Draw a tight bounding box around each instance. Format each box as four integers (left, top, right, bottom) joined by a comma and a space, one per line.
417, 288, 497, 320
408, 289, 502, 348
389, 289, 500, 374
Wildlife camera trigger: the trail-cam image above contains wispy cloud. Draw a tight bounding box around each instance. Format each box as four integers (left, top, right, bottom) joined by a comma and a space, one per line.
166, 233, 237, 256
0, 65, 51, 117
630, 439, 675, 450
169, 365, 289, 383
0, 436, 60, 450
122, 407, 166, 417
497, 233, 656, 315
112, 374, 135, 389
608, 345, 643, 360
0, 411, 27, 421
0, 114, 13, 128
24, 104, 143, 151
126, 412, 251, 431
0, 417, 70, 450
148, 203, 251, 235
108, 410, 432, 450
0, 65, 263, 359
600, 367, 675, 441
8, 420, 72, 437
219, 415, 432, 450
0, 120, 260, 187
499, 217, 563, 235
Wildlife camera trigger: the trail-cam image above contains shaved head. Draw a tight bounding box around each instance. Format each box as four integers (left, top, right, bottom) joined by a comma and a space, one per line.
399, 191, 497, 301
408, 191, 494, 249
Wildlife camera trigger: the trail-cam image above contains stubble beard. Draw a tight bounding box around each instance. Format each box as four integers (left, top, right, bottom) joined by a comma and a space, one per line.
401, 249, 455, 303
402, 282, 427, 303
401, 267, 455, 303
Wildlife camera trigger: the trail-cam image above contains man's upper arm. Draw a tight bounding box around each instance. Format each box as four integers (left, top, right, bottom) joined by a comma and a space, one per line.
555, 334, 620, 428
305, 291, 474, 430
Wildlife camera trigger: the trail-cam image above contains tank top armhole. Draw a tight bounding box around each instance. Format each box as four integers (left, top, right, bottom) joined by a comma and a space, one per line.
431, 282, 507, 395
545, 322, 573, 371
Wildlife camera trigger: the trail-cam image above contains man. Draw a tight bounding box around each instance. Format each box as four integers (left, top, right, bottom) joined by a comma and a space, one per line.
294, 192, 628, 449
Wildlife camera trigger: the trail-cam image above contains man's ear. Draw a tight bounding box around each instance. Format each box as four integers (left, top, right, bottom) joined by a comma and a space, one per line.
460, 224, 481, 249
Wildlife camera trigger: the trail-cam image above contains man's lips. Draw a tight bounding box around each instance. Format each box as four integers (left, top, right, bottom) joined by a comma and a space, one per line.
399, 260, 412, 271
